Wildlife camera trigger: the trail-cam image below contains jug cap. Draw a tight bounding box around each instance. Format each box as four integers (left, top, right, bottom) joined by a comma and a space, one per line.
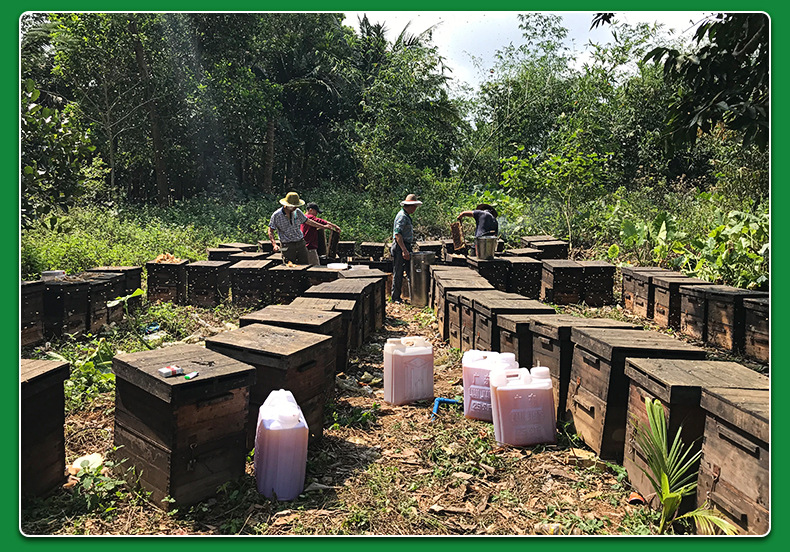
531, 366, 551, 379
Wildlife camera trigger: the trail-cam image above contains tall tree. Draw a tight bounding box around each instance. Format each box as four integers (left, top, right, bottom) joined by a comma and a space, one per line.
646, 13, 767, 150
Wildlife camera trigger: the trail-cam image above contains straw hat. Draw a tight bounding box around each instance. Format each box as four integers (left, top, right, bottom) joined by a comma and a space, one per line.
279, 191, 305, 207
400, 193, 423, 206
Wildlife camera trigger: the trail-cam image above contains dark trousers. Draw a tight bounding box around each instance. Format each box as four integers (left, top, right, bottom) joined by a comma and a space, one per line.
390, 241, 412, 301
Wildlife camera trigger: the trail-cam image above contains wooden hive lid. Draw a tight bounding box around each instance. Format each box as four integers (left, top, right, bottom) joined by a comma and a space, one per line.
205, 324, 332, 360
112, 343, 256, 404
522, 234, 556, 243
21, 358, 70, 399
270, 264, 309, 273
541, 259, 582, 271
436, 278, 494, 294
147, 258, 188, 267
578, 260, 615, 271
240, 305, 343, 328
416, 240, 443, 248
503, 256, 542, 265
86, 265, 142, 273
290, 296, 356, 312
339, 268, 388, 279
496, 312, 560, 332
621, 265, 669, 277
530, 315, 638, 341
458, 289, 508, 308
229, 251, 268, 259
625, 358, 769, 404
651, 274, 712, 288
361, 241, 385, 247
230, 260, 273, 271
700, 387, 769, 443
530, 239, 568, 246
704, 285, 768, 301
472, 294, 554, 316
678, 283, 710, 298
219, 242, 257, 250
465, 257, 509, 268
503, 247, 542, 257
188, 260, 231, 268
569, 327, 707, 360
207, 247, 242, 255
631, 268, 682, 283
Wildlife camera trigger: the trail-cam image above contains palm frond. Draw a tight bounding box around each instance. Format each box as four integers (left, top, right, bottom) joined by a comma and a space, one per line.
676, 507, 740, 535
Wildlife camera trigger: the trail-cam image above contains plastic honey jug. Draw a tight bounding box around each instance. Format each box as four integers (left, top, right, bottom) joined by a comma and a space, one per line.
462, 350, 517, 421
254, 389, 308, 500
489, 365, 557, 447
383, 336, 434, 405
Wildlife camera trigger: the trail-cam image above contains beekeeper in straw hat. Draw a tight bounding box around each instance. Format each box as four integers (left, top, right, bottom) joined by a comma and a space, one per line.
268, 191, 334, 265
390, 193, 422, 303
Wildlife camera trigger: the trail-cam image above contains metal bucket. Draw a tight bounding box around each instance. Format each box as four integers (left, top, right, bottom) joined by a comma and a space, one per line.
409, 251, 435, 307
475, 236, 498, 260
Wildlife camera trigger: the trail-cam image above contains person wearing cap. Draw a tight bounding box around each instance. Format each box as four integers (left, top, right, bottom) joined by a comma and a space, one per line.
457, 203, 499, 238
268, 192, 334, 265
390, 193, 422, 303
301, 202, 341, 266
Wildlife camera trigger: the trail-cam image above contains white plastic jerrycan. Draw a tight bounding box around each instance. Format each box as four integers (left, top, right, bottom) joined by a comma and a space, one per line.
489, 364, 557, 447
462, 350, 518, 421
383, 336, 434, 405
254, 389, 309, 500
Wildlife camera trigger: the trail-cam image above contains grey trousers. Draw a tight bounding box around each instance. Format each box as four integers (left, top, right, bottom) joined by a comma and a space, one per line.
390, 241, 412, 301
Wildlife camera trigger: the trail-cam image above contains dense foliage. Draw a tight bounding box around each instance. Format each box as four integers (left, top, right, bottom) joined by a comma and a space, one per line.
20, 12, 769, 290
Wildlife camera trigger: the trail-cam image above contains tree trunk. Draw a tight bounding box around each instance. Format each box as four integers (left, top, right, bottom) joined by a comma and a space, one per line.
128, 15, 169, 206
263, 119, 275, 192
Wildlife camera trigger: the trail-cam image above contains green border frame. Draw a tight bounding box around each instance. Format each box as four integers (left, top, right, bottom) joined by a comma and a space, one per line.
5, 3, 784, 550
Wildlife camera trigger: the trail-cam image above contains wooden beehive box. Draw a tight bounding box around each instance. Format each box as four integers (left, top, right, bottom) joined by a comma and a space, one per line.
578, 261, 616, 307
112, 344, 255, 508
21, 280, 44, 348
186, 260, 231, 308
497, 313, 538, 367
86, 265, 143, 309
416, 241, 444, 256
445, 290, 465, 349
79, 271, 125, 333
43, 278, 90, 338
520, 235, 555, 248
629, 268, 683, 319
621, 266, 666, 313
290, 296, 360, 350
306, 266, 342, 287
258, 240, 274, 254
472, 291, 555, 352
269, 264, 310, 305
205, 324, 333, 444
219, 242, 258, 252
679, 284, 709, 341
336, 240, 357, 258
207, 247, 242, 262
349, 257, 373, 268
567, 327, 706, 461
705, 286, 769, 353
360, 242, 385, 259
502, 247, 543, 259
652, 275, 714, 329
431, 266, 478, 310
21, 358, 69, 498
530, 239, 569, 259
624, 359, 768, 512
368, 258, 393, 274
466, 257, 510, 292
339, 270, 387, 331
435, 277, 494, 342
230, 260, 273, 307
541, 260, 583, 305
697, 387, 769, 535
458, 290, 506, 352
531, 316, 638, 422
303, 279, 375, 343
146, 259, 188, 304
240, 305, 346, 393
503, 256, 542, 298
743, 297, 769, 363
229, 251, 269, 263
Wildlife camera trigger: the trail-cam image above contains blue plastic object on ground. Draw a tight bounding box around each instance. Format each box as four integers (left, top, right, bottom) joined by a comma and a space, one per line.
431, 397, 461, 420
